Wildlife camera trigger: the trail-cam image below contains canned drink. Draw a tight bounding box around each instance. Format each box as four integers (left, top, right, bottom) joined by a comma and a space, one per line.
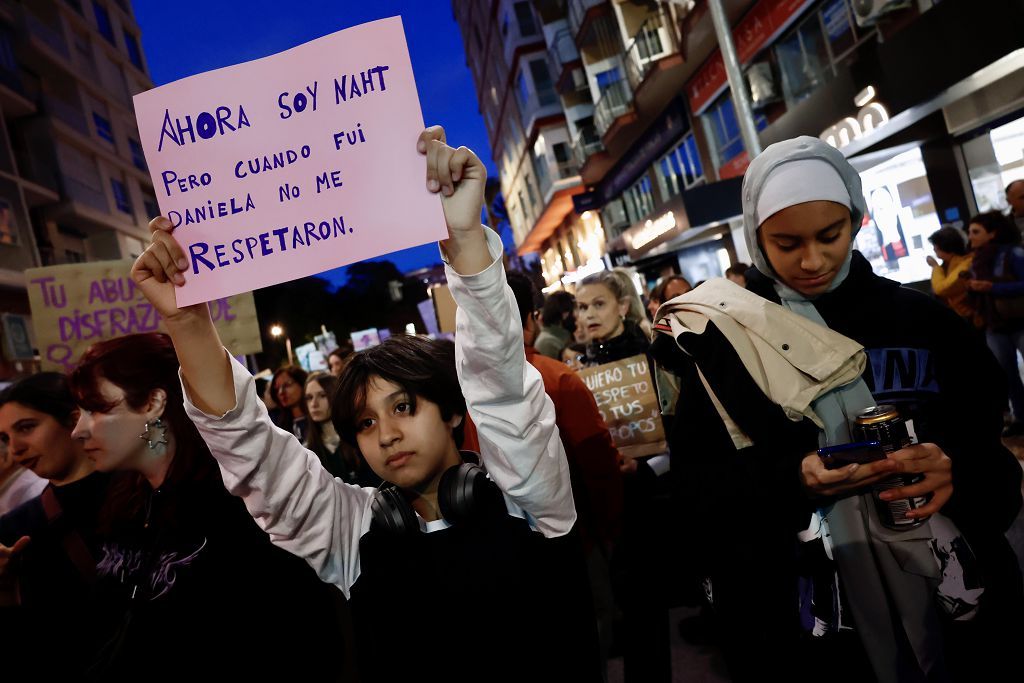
854, 405, 930, 530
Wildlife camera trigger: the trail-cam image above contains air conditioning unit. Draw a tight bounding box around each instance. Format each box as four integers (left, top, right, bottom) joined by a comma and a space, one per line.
851, 0, 912, 28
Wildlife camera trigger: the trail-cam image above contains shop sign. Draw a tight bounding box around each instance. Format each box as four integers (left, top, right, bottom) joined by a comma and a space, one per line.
686, 0, 816, 114
629, 211, 677, 250
561, 258, 607, 285
572, 190, 602, 214
719, 151, 751, 180
606, 249, 631, 268
819, 86, 890, 149
599, 99, 689, 202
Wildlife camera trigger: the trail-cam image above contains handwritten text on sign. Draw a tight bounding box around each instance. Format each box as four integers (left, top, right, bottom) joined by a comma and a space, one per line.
26, 261, 262, 372
132, 16, 447, 306
578, 354, 666, 458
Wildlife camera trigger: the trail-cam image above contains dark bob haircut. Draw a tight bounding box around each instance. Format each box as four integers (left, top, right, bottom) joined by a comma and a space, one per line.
0, 372, 78, 428
332, 334, 466, 449
505, 270, 543, 329
928, 226, 968, 256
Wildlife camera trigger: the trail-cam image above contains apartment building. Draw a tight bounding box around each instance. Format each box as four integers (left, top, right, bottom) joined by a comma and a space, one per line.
458, 0, 1024, 295
453, 0, 609, 291
0, 0, 154, 371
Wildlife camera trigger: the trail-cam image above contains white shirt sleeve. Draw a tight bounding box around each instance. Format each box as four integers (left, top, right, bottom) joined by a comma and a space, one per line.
443, 227, 576, 538
181, 355, 372, 598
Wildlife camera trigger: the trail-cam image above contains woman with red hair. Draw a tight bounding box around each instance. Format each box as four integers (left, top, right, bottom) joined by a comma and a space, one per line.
69, 333, 341, 678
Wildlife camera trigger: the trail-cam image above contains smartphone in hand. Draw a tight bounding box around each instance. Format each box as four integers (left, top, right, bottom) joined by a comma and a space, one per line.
817, 441, 887, 470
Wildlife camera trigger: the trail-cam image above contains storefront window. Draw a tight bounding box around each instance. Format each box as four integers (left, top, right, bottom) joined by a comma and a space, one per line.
963, 115, 1024, 213
656, 133, 703, 200
774, 11, 831, 107
854, 147, 941, 284
676, 237, 731, 284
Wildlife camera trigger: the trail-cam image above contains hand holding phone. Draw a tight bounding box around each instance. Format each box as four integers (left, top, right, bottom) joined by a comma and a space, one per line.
817, 441, 886, 470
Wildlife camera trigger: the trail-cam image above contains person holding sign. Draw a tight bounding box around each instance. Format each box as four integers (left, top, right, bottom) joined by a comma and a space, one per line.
650, 136, 1023, 682
575, 269, 675, 682
506, 270, 624, 673
130, 127, 600, 682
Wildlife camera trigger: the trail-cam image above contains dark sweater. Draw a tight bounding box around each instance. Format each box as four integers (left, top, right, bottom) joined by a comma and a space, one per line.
0, 473, 112, 678
88, 466, 344, 680
349, 514, 601, 683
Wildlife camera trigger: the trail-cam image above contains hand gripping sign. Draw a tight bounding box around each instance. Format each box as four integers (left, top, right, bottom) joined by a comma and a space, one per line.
132, 16, 447, 306
578, 354, 667, 459
26, 260, 261, 372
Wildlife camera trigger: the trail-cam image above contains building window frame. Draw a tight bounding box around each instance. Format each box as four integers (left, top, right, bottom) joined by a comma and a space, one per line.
123, 30, 144, 71
128, 137, 147, 171
93, 1, 116, 45
92, 112, 115, 145
110, 178, 132, 214
0, 198, 20, 246
701, 94, 768, 170
656, 133, 704, 200
623, 174, 655, 224
513, 1, 538, 37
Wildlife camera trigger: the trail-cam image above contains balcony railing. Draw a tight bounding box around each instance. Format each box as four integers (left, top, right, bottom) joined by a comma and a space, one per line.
551, 27, 579, 76
594, 79, 633, 137
25, 11, 70, 60
624, 8, 679, 90
42, 93, 89, 136
556, 159, 579, 179
63, 175, 109, 213
568, 0, 605, 40
572, 122, 603, 166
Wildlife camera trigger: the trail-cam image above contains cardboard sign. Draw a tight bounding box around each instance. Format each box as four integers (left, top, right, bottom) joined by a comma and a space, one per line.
578, 354, 667, 459
350, 328, 381, 351
26, 261, 262, 372
132, 16, 448, 306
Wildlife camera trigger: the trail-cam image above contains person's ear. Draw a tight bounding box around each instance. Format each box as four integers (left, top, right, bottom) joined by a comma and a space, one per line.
618, 299, 629, 319
147, 388, 168, 419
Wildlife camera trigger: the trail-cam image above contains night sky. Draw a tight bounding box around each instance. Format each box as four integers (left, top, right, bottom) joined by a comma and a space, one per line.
134, 0, 494, 288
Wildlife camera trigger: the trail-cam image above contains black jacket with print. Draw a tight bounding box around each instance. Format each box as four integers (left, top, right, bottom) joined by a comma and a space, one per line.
89, 458, 345, 680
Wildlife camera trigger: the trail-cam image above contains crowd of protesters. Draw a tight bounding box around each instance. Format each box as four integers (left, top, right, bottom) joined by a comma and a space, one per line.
0, 130, 1021, 683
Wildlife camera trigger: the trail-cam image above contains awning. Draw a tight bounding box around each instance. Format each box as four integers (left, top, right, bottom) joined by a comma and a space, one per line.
517, 185, 586, 255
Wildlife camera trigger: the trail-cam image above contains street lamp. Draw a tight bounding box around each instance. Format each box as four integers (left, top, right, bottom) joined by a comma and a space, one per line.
269, 324, 294, 365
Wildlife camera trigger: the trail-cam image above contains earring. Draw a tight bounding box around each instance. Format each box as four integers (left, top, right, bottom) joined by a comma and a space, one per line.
139, 417, 168, 451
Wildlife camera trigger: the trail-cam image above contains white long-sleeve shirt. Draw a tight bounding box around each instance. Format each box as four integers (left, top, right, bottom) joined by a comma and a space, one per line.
182, 226, 575, 597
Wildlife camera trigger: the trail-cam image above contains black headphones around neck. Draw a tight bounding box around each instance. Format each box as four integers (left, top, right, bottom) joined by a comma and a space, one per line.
369, 461, 506, 535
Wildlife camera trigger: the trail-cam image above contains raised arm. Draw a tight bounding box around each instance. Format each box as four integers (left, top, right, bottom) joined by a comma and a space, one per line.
131, 217, 234, 416
419, 128, 576, 537
131, 220, 372, 595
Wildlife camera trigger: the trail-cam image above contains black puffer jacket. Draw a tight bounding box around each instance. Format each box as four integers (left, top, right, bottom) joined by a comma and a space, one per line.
585, 320, 650, 365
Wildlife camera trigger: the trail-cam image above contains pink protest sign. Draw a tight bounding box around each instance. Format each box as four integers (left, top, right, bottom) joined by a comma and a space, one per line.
133, 16, 447, 306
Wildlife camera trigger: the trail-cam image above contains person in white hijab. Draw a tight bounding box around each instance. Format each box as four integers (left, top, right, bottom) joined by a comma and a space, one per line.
651, 136, 1023, 683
